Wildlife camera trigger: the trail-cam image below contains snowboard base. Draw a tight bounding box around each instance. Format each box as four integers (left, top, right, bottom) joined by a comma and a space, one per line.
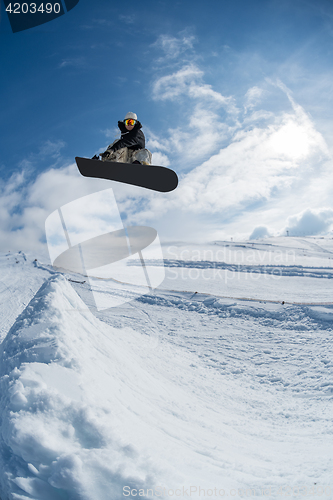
75, 157, 178, 192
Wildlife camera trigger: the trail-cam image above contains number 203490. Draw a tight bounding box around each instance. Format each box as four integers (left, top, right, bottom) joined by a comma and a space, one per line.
5, 3, 61, 14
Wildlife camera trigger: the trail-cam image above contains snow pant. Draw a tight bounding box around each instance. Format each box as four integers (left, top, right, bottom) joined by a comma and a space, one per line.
102, 147, 152, 165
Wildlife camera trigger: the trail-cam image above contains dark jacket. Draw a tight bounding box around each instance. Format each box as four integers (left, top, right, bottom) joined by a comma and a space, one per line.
108, 121, 145, 152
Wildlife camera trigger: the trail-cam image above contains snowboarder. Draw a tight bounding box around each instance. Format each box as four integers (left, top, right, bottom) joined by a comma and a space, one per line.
93, 112, 152, 165
77, 111, 178, 190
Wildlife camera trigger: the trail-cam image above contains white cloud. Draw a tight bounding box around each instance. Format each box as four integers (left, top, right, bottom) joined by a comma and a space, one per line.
249, 226, 271, 240
152, 64, 238, 115
38, 140, 66, 158
150, 63, 240, 167
164, 106, 234, 163
152, 64, 203, 101
3, 43, 333, 253
146, 135, 169, 153
175, 112, 328, 214
2, 91, 333, 253
151, 152, 170, 167
188, 113, 328, 212
58, 57, 86, 69
118, 14, 135, 24
133, 78, 333, 242
285, 208, 333, 236
152, 33, 196, 61
188, 83, 236, 111
0, 163, 110, 256
244, 86, 264, 113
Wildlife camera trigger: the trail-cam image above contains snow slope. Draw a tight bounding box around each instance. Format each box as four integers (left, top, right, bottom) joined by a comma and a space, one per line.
0, 238, 332, 500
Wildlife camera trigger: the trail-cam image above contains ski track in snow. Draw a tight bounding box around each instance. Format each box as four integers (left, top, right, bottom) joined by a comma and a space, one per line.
0, 238, 332, 500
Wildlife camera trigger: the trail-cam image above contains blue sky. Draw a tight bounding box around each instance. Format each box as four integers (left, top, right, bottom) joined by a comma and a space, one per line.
1, 0, 333, 253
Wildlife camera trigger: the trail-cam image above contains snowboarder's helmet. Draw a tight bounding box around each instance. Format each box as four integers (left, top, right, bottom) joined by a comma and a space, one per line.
124, 112, 137, 121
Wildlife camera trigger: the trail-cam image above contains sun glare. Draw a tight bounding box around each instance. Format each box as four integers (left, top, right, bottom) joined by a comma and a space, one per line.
269, 121, 310, 160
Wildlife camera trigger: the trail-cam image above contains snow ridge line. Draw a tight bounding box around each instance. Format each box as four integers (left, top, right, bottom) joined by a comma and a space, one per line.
51, 264, 333, 309
135, 291, 333, 329
152, 287, 333, 306
131, 259, 333, 279
28, 258, 333, 311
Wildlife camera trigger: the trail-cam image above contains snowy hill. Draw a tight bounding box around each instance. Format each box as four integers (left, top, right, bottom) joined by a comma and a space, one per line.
0, 238, 332, 500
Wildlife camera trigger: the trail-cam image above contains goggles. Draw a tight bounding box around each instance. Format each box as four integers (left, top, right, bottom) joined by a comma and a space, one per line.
124, 118, 136, 127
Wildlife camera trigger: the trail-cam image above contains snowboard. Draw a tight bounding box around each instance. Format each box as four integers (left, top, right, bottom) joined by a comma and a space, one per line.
75, 157, 178, 193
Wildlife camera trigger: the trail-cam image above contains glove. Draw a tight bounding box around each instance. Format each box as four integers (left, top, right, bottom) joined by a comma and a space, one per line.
100, 151, 110, 159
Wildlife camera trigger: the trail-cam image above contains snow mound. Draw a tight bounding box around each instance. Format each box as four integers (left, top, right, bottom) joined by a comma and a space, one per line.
0, 276, 170, 499
1, 275, 247, 500
1, 238, 333, 499
306, 305, 333, 322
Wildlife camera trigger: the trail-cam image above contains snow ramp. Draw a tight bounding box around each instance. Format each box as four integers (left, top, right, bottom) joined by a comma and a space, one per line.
0, 274, 332, 499
0, 275, 241, 499
0, 275, 173, 499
